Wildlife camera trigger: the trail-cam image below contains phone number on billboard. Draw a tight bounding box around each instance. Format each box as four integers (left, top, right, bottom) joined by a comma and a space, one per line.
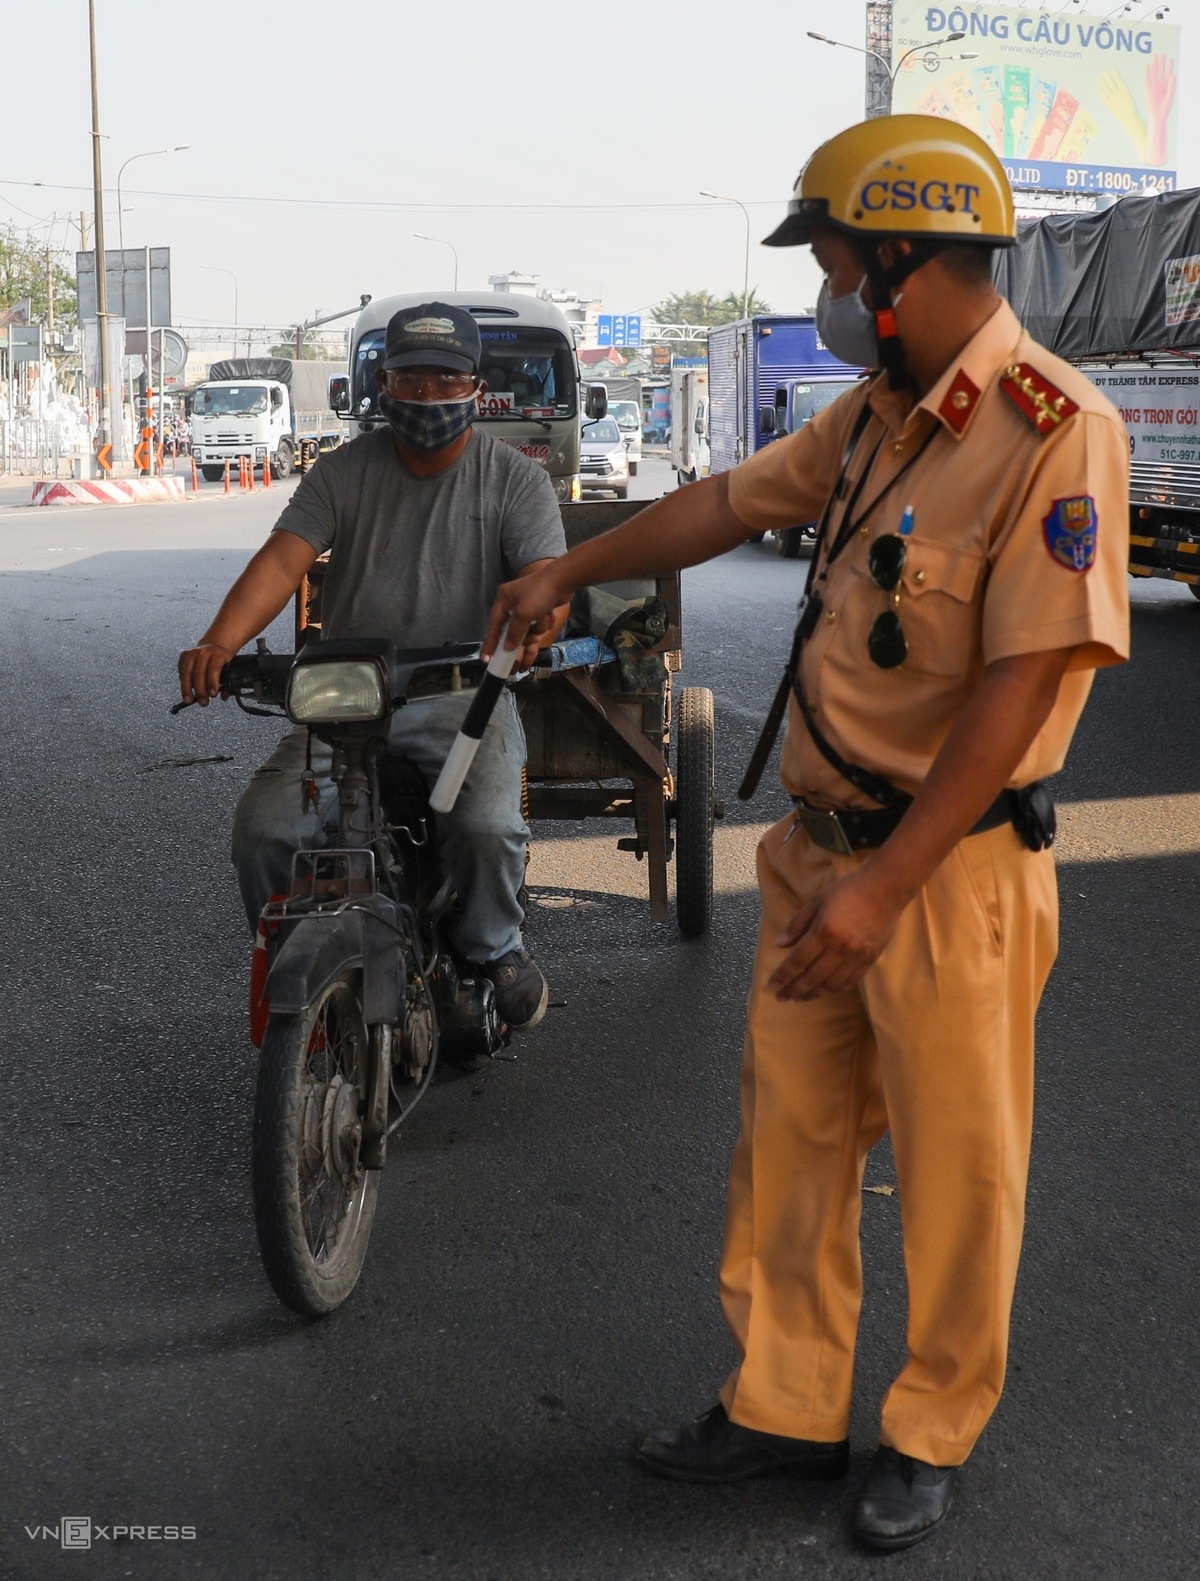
1003, 161, 1176, 193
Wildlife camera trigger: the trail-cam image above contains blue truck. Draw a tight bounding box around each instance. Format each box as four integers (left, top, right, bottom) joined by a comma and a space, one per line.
706, 315, 864, 556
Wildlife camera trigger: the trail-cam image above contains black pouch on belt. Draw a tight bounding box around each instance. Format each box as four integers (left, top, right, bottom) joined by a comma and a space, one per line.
1012, 781, 1056, 851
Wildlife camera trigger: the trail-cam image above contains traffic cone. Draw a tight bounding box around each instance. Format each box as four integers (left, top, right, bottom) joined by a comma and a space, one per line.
223, 459, 231, 494
191, 456, 199, 492
262, 453, 272, 489
248, 457, 256, 492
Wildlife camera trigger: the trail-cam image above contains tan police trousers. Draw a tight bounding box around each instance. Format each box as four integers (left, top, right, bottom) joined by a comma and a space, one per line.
718, 813, 1058, 1467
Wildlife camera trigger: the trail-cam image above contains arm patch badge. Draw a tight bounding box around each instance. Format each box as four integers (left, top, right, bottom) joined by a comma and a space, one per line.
1043, 495, 1097, 573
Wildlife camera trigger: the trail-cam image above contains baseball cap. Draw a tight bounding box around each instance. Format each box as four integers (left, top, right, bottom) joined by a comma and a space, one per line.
381, 302, 481, 374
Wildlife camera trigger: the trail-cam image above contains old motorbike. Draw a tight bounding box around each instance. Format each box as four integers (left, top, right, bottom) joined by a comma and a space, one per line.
187, 636, 517, 1316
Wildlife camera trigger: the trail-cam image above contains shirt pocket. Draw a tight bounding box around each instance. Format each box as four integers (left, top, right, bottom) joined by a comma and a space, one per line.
895, 538, 985, 677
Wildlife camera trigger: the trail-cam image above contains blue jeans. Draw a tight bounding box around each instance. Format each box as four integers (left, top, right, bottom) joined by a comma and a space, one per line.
231, 690, 528, 963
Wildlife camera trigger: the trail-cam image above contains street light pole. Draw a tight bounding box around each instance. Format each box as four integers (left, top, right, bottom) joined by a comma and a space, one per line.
806, 29, 976, 117
700, 191, 751, 319
203, 266, 239, 357
117, 145, 189, 254
414, 234, 459, 291
87, 0, 113, 463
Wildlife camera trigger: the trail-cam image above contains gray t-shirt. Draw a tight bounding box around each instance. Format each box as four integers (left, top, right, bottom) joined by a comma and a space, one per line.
272, 426, 565, 648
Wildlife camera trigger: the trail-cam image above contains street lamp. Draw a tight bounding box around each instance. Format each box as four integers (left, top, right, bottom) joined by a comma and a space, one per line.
699, 191, 751, 319
203, 265, 240, 356
807, 30, 978, 116
413, 233, 459, 291
117, 145, 189, 254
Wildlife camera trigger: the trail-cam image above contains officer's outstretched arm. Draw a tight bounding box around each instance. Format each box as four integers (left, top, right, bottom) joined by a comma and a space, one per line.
483, 473, 749, 659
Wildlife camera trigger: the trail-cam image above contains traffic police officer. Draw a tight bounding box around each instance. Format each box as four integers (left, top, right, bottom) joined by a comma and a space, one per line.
483, 116, 1130, 1551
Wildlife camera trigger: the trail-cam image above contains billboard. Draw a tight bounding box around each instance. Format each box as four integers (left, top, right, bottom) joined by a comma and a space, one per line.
892, 5, 1180, 195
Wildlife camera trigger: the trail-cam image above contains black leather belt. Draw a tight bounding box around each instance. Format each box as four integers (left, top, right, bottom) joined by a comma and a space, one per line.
788, 788, 1023, 857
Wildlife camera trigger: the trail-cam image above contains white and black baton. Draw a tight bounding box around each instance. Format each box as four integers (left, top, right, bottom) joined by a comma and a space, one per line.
428, 629, 521, 815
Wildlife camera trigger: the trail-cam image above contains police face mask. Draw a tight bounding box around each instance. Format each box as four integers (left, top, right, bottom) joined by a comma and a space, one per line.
377, 390, 478, 453
815, 276, 879, 369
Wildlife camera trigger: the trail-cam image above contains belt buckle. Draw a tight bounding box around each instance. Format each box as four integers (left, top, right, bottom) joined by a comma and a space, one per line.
792, 801, 855, 857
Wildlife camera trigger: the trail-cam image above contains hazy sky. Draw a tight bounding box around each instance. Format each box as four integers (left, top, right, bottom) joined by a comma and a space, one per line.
3, 0, 1196, 340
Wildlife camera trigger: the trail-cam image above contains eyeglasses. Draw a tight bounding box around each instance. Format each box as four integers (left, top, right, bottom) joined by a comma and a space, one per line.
866, 533, 908, 669
383, 370, 479, 398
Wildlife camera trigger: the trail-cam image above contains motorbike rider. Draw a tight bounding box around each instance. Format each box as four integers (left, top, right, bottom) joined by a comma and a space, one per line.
178, 302, 569, 1032
481, 118, 1130, 1548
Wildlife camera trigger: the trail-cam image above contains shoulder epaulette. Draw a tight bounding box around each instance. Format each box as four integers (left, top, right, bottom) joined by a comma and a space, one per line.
999, 362, 1079, 438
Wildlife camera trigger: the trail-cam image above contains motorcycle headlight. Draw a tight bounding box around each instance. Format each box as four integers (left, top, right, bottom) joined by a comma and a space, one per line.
287, 659, 388, 722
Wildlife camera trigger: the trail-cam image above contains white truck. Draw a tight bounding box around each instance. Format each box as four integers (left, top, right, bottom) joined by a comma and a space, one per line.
191, 357, 345, 482
670, 368, 709, 485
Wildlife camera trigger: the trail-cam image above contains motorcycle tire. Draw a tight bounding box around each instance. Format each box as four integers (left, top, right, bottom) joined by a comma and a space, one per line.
252, 975, 380, 1316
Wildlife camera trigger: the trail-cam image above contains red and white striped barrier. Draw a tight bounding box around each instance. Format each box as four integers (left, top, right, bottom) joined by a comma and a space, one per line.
31, 477, 189, 507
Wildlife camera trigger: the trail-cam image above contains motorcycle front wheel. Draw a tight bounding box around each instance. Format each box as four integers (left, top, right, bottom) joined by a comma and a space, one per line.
252, 976, 379, 1315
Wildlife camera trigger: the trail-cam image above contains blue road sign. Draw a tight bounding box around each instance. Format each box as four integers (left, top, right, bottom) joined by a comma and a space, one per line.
596, 313, 641, 348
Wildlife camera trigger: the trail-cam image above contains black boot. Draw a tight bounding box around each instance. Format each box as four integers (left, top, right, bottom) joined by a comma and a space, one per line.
634, 1402, 849, 1485
853, 1445, 958, 1551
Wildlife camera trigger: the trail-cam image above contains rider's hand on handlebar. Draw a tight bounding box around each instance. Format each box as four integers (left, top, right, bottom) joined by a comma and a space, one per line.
178, 642, 235, 706
483, 566, 571, 665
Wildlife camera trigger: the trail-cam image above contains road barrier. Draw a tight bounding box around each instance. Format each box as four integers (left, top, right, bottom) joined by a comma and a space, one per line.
32, 477, 187, 506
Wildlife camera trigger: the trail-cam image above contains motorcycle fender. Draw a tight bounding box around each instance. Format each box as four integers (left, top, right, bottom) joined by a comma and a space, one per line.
266, 913, 364, 1018
265, 903, 402, 1026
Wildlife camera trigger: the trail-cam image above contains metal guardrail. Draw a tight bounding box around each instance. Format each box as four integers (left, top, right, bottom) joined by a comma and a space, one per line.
0, 418, 83, 478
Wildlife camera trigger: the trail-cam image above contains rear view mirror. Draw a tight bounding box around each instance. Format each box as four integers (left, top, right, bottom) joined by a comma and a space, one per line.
328, 375, 351, 414
758, 406, 777, 436
585, 384, 608, 420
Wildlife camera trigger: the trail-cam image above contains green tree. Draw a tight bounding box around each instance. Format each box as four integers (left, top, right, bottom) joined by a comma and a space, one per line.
269, 331, 335, 360
0, 225, 76, 325
650, 287, 771, 329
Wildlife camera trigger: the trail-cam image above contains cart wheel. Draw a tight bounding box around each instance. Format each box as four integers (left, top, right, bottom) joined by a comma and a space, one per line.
675, 686, 715, 937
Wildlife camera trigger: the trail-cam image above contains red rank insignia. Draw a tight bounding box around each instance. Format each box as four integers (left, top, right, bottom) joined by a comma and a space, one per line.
937, 368, 981, 435
1000, 362, 1079, 437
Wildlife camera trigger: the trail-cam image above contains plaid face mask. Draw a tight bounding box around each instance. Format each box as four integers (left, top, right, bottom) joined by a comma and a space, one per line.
378, 390, 478, 453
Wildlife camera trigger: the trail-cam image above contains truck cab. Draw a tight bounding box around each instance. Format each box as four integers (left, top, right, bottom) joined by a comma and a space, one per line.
341, 293, 598, 503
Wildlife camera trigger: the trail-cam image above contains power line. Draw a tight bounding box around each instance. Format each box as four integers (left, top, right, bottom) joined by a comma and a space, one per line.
0, 177, 782, 216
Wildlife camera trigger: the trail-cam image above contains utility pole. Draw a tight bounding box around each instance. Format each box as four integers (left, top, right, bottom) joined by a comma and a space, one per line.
80, 211, 89, 251
87, 0, 113, 464
45, 248, 55, 334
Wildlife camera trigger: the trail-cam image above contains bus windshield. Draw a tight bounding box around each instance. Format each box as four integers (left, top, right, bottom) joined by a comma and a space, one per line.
353, 324, 577, 419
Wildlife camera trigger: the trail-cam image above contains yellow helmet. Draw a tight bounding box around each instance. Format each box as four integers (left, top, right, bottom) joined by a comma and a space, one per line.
764, 114, 1016, 249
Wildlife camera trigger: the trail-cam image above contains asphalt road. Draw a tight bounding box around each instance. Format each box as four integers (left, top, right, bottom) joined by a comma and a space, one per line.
0, 457, 1196, 1580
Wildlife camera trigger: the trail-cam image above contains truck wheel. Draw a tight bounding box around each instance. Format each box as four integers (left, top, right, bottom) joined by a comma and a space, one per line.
775, 526, 803, 559
675, 686, 715, 938
271, 441, 294, 481
201, 464, 224, 482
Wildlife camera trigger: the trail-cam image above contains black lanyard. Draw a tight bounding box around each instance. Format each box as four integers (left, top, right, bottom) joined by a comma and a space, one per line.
804, 405, 941, 605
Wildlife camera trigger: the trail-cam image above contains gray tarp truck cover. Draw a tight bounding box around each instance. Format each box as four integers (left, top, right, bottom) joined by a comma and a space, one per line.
994, 189, 1200, 361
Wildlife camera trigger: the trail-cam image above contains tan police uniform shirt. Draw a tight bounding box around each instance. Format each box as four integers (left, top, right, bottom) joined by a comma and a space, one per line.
727, 299, 1130, 807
